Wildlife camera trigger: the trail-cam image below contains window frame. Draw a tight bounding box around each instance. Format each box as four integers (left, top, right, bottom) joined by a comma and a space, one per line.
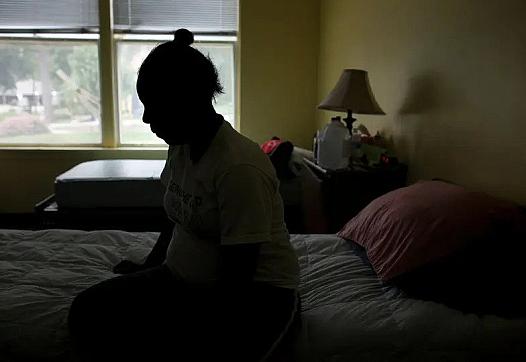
0, 0, 238, 149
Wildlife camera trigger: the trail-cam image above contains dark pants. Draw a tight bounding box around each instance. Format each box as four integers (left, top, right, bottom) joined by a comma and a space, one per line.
68, 265, 298, 361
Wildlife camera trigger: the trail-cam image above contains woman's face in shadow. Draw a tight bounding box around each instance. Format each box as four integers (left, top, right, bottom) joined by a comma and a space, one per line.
138, 88, 194, 145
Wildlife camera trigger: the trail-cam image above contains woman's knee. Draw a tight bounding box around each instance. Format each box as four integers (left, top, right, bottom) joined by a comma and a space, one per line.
68, 287, 100, 335
68, 279, 120, 334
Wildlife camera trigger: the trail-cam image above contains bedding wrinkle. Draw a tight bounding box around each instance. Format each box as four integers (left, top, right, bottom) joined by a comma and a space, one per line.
1, 230, 526, 362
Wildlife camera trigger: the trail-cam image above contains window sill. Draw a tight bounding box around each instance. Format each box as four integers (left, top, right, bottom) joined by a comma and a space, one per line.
0, 147, 168, 159
0, 146, 167, 151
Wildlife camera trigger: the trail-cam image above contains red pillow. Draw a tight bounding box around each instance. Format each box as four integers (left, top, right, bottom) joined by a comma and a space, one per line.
337, 180, 524, 281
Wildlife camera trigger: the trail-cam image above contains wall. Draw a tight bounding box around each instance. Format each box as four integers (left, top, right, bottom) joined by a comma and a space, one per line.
239, 0, 320, 147
0, 1, 321, 213
318, 0, 526, 204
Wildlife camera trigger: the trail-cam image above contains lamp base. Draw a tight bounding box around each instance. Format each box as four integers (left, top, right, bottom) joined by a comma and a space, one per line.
343, 110, 356, 133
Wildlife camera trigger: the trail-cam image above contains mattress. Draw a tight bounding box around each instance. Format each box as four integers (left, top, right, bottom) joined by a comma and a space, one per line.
54, 159, 165, 208
1, 230, 525, 362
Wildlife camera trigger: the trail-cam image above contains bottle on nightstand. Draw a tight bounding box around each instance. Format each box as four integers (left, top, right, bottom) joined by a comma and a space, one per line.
316, 116, 351, 170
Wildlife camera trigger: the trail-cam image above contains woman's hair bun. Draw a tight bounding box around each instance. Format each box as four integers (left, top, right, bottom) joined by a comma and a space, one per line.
173, 28, 194, 46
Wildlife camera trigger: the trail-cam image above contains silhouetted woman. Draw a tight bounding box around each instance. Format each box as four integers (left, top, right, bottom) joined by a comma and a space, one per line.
68, 29, 300, 362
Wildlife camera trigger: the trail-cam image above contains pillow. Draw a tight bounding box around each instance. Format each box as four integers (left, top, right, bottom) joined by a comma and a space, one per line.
337, 180, 524, 281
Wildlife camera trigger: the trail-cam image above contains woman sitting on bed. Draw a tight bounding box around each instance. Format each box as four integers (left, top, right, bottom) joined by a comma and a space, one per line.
68, 28, 300, 362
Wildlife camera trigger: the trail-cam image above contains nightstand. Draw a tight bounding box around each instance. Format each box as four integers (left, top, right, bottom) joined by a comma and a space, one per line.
304, 159, 408, 233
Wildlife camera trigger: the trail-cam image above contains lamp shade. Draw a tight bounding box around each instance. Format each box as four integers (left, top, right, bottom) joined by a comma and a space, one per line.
318, 69, 385, 115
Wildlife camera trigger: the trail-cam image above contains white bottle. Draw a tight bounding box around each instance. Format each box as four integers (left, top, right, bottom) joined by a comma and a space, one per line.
316, 117, 351, 170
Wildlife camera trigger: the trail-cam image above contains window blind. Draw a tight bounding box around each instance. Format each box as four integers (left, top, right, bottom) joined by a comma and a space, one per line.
0, 0, 99, 32
113, 0, 238, 34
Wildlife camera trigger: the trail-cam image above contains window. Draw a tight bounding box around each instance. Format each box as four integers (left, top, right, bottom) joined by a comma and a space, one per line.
0, 0, 238, 147
0, 0, 100, 145
0, 39, 101, 144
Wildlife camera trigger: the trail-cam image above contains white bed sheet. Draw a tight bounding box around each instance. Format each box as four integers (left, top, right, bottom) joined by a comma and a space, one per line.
0, 229, 156, 361
293, 234, 526, 362
1, 230, 525, 362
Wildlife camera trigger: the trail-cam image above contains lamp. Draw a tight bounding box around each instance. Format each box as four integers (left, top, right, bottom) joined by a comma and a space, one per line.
318, 69, 385, 132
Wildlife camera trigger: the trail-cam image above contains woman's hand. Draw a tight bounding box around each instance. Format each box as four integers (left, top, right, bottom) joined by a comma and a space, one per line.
113, 260, 146, 274
113, 218, 174, 275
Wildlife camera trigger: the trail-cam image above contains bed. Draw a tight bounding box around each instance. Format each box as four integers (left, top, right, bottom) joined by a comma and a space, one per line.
1, 229, 525, 362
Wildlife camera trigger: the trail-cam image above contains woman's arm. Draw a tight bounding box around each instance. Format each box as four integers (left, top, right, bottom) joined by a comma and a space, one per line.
216, 165, 277, 284
142, 218, 175, 268
219, 243, 261, 284
113, 217, 174, 274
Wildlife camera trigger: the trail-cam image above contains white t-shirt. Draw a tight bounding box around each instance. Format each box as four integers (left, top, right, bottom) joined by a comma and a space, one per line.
161, 120, 299, 289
